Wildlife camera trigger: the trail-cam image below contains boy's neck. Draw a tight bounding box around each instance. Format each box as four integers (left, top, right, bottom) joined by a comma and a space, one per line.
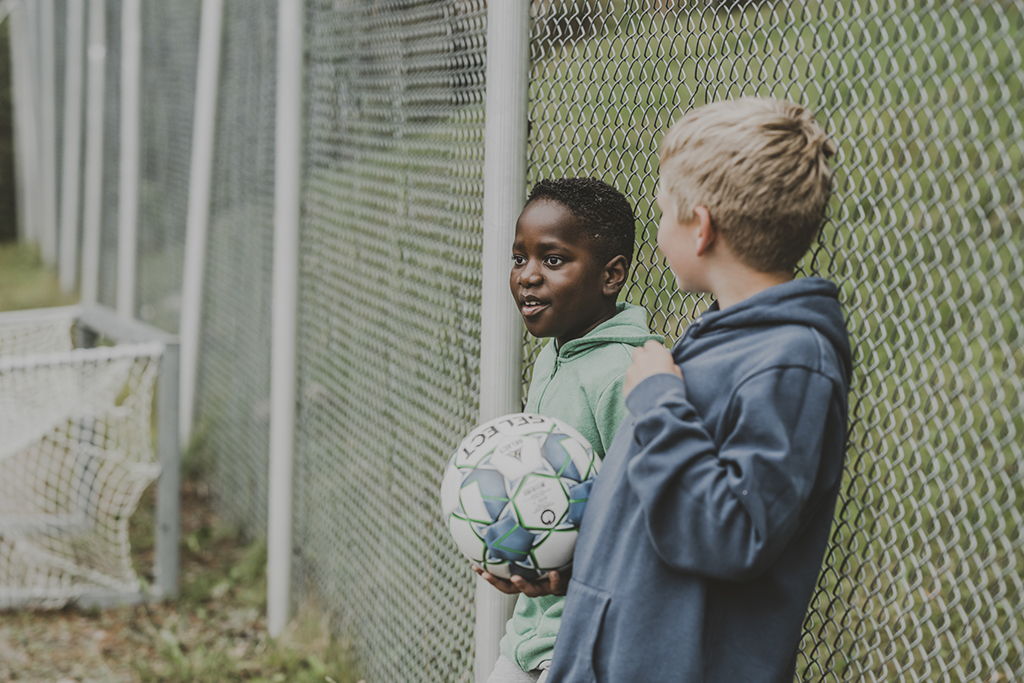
708, 266, 793, 310
555, 301, 621, 349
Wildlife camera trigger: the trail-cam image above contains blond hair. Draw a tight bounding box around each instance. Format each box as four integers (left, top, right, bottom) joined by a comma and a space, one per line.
659, 98, 836, 273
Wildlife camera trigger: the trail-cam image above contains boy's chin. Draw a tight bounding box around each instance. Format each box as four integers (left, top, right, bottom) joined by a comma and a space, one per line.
523, 322, 546, 339
673, 274, 703, 293
522, 316, 555, 340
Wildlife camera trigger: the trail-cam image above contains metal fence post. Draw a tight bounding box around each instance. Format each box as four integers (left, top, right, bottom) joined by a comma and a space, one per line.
178, 0, 225, 446
58, 0, 86, 293
38, 0, 59, 266
80, 0, 107, 306
8, 1, 39, 245
476, 1, 531, 679
155, 339, 181, 599
267, 0, 303, 639
117, 0, 142, 318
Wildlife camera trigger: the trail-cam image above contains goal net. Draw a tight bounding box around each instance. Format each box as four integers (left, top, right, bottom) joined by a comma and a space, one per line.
0, 309, 164, 608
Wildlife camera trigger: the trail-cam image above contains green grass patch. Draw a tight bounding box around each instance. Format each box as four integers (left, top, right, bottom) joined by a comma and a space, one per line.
129, 432, 362, 683
0, 242, 77, 311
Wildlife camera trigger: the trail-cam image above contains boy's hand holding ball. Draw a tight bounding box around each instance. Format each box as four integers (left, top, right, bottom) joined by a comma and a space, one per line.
624, 340, 683, 398
472, 564, 569, 597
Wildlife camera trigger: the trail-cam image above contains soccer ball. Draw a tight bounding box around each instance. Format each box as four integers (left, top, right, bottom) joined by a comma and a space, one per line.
440, 413, 599, 580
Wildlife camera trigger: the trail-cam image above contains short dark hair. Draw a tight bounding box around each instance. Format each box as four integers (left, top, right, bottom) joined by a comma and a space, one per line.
526, 177, 636, 267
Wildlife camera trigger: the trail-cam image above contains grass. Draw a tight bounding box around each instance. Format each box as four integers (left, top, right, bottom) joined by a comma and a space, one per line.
0, 241, 78, 310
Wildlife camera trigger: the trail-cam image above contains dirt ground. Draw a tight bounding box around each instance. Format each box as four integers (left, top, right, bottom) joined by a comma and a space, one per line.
0, 476, 357, 683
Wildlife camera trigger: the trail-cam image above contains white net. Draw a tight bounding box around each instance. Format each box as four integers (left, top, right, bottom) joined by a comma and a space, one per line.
0, 313, 163, 609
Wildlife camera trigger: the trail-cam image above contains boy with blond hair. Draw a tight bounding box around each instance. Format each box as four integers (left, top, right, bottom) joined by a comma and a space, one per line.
545, 98, 852, 682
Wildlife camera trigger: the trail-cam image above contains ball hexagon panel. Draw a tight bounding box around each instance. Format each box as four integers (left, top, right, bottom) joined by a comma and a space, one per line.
448, 513, 486, 564
513, 473, 570, 530
483, 514, 536, 563
566, 478, 594, 527
530, 528, 578, 571
542, 432, 584, 481
459, 468, 509, 523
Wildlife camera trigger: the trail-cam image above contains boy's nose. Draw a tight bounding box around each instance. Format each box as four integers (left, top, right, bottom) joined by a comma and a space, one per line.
518, 264, 542, 286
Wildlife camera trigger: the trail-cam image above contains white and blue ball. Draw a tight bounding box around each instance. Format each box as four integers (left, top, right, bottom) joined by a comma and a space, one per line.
440, 413, 599, 580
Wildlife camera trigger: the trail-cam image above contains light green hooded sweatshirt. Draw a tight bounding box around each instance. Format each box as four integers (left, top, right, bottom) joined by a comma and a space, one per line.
499, 302, 662, 672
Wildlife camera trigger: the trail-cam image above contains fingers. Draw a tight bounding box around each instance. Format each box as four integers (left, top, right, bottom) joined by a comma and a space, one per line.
472, 564, 566, 597
625, 341, 682, 398
510, 574, 541, 597
472, 564, 520, 595
644, 338, 667, 352
509, 570, 562, 598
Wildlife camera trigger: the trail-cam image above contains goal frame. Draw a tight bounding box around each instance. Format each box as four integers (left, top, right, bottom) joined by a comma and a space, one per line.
0, 304, 180, 608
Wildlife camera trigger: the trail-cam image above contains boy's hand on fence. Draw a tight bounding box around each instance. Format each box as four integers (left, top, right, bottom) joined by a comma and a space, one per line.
624, 340, 683, 398
472, 565, 568, 597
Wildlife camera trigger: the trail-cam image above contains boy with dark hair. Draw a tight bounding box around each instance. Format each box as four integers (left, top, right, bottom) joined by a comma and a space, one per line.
544, 98, 852, 682
475, 177, 662, 682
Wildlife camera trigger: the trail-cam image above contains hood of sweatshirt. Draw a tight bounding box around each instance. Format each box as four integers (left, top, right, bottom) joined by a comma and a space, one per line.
556, 302, 661, 361
677, 276, 852, 383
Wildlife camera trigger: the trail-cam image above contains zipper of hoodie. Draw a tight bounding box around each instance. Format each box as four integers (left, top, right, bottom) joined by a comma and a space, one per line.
533, 350, 563, 412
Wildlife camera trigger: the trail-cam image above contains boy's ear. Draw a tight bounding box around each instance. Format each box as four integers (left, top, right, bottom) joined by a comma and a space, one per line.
602, 254, 629, 297
693, 205, 716, 257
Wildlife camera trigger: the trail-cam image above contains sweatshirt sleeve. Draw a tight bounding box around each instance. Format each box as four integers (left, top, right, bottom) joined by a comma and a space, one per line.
624, 366, 839, 581
592, 373, 631, 456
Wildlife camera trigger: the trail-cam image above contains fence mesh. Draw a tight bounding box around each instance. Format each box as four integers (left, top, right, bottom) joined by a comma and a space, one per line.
133, 0, 201, 332
291, 1, 487, 680
194, 0, 278, 538
7, 0, 1023, 681
526, 2, 1023, 682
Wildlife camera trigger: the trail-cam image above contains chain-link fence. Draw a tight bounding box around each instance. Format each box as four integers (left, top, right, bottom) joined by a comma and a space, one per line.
8, 0, 1023, 681
194, 0, 278, 540
133, 0, 200, 332
526, 3, 1023, 682
291, 1, 487, 679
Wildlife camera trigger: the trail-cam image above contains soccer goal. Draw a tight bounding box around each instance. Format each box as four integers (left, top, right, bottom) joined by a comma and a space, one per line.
0, 305, 179, 609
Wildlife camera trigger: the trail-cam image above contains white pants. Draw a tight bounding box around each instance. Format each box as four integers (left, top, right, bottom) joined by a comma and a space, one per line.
487, 653, 550, 683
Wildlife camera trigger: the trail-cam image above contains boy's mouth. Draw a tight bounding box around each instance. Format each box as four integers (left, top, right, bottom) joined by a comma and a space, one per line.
519, 297, 549, 317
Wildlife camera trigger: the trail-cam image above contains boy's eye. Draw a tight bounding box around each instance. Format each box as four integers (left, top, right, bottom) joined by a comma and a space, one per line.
544, 256, 564, 266
512, 255, 526, 265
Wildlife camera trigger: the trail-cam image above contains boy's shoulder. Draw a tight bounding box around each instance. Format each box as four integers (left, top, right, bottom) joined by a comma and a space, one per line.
563, 303, 661, 354
681, 279, 851, 384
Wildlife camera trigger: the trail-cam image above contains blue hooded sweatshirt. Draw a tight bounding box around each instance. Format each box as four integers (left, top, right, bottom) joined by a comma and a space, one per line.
547, 277, 852, 683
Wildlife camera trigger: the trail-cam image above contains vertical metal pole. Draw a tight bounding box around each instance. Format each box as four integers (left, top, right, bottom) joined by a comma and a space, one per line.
476, 1, 530, 680
178, 0, 225, 446
9, 2, 39, 244
80, 0, 107, 306
38, 0, 59, 265
267, 0, 303, 638
155, 341, 181, 598
117, 0, 142, 318
59, 0, 86, 293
